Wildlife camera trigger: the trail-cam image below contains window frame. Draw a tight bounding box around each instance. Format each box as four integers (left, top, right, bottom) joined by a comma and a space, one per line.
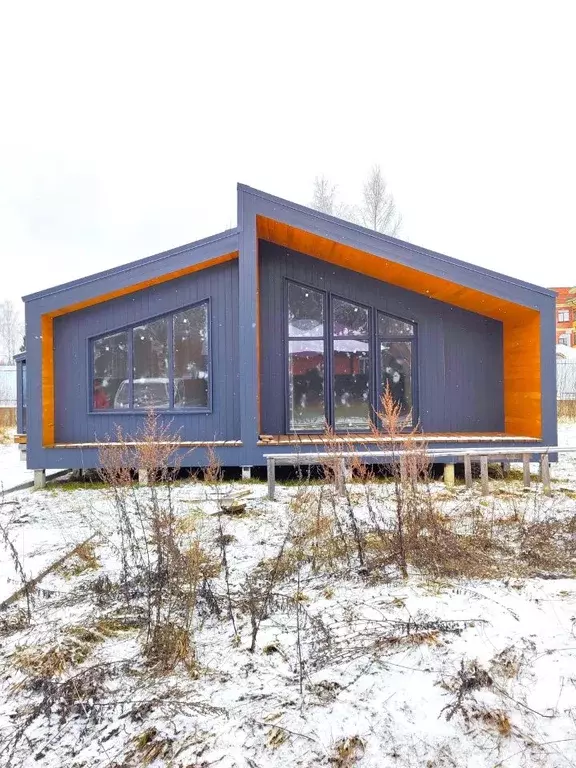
377, 310, 418, 430
87, 299, 212, 415
284, 280, 328, 434
284, 279, 418, 434
330, 293, 374, 432
558, 309, 570, 323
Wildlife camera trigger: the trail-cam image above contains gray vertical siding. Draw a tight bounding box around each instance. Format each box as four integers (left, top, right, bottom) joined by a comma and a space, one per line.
53, 259, 239, 443
259, 240, 504, 435
21, 186, 558, 469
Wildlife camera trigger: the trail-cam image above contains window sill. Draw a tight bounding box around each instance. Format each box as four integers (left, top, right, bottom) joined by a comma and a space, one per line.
88, 408, 212, 416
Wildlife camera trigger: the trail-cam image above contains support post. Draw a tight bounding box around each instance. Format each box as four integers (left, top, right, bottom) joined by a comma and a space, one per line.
34, 469, 46, 490
464, 455, 473, 489
501, 460, 510, 478
138, 469, 149, 486
480, 456, 489, 496
541, 454, 551, 497
399, 455, 408, 485
522, 454, 531, 489
443, 462, 455, 488
241, 466, 252, 480
267, 458, 276, 501
336, 459, 347, 496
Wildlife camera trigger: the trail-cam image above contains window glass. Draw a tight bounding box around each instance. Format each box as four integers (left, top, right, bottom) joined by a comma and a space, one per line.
21, 361, 27, 432
378, 314, 414, 337
92, 331, 128, 410
132, 318, 169, 409
288, 340, 325, 431
333, 340, 370, 430
380, 341, 412, 425
288, 283, 324, 337
174, 304, 209, 408
333, 298, 369, 337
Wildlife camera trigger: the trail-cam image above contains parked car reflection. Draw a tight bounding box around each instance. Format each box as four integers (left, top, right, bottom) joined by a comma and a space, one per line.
113, 376, 208, 410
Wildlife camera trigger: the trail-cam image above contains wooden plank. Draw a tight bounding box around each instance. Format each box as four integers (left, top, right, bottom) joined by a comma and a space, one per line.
53, 440, 243, 448
41, 314, 55, 447
267, 457, 276, 501
480, 456, 489, 496
464, 454, 473, 489
523, 454, 531, 489
13, 434, 27, 445
541, 454, 551, 496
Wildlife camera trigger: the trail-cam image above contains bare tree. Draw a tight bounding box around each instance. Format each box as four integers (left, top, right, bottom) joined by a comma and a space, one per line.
311, 175, 337, 215
310, 166, 402, 235
357, 165, 402, 236
0, 300, 24, 363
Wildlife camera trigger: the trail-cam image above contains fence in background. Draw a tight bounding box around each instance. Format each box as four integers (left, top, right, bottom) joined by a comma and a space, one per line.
558, 359, 576, 419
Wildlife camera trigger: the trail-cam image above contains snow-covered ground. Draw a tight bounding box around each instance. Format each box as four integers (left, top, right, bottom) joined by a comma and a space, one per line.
1, 423, 576, 767
0, 433, 62, 493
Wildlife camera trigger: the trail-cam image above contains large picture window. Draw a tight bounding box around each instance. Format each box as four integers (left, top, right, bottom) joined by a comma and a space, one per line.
378, 311, 414, 427
333, 298, 371, 430
287, 283, 325, 431
286, 281, 416, 432
91, 302, 210, 412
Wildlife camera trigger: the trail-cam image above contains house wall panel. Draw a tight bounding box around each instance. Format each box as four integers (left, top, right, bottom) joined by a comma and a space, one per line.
53, 260, 239, 444
259, 241, 504, 435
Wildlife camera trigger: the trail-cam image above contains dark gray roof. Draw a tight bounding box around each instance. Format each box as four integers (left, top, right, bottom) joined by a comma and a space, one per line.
23, 228, 239, 303
239, 184, 556, 299
23, 182, 556, 306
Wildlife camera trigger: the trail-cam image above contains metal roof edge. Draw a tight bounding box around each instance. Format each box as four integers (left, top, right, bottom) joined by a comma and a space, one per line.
22, 228, 240, 303
238, 183, 556, 300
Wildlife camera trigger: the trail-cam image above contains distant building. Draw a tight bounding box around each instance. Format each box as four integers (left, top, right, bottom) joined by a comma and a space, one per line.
550, 287, 576, 347
0, 364, 16, 428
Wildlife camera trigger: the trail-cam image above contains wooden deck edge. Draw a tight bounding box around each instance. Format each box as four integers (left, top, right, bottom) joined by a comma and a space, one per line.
51, 440, 243, 448
13, 434, 27, 444
257, 434, 538, 446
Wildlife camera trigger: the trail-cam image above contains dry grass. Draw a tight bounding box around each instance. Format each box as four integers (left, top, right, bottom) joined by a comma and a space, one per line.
329, 736, 366, 766
558, 400, 576, 421
0, 407, 16, 433
12, 616, 138, 678
56, 541, 101, 578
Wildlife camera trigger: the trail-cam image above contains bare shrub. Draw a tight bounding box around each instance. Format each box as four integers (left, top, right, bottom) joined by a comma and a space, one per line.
0, 499, 32, 623
329, 735, 366, 766
97, 410, 219, 672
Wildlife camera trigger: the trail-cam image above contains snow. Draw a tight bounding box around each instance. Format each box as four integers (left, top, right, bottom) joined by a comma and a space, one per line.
1, 423, 576, 767
0, 434, 63, 493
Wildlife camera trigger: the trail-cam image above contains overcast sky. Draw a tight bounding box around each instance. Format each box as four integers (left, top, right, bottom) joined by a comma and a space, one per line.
1, 0, 574, 313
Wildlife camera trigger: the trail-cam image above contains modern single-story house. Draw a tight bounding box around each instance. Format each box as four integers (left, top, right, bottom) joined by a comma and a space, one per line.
15, 184, 557, 479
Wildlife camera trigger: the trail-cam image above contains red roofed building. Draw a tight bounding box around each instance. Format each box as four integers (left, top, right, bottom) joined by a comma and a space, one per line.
550, 287, 576, 347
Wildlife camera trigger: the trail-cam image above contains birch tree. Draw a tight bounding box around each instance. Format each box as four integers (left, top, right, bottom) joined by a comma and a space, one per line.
311, 175, 337, 215
311, 166, 402, 236
0, 300, 24, 363
357, 165, 402, 236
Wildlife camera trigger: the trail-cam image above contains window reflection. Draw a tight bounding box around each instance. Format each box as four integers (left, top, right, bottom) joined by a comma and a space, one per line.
132, 318, 169, 409
333, 298, 369, 337
174, 304, 209, 408
91, 302, 210, 411
288, 282, 324, 337
92, 331, 129, 410
333, 340, 370, 430
378, 314, 414, 337
381, 341, 412, 424
288, 340, 325, 431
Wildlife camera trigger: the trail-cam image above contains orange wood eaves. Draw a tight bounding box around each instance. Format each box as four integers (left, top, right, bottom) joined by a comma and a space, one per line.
256, 216, 543, 439
40, 252, 238, 447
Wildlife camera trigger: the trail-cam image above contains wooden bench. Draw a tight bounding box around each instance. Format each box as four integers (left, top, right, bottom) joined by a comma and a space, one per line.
264, 446, 576, 501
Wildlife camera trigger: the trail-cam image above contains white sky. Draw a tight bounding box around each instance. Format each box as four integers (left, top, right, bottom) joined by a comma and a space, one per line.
1, 0, 574, 312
